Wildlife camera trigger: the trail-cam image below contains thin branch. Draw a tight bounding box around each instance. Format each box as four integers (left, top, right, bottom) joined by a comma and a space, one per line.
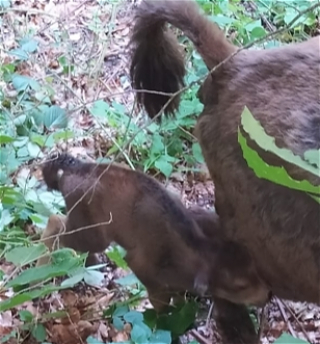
275, 297, 296, 338
282, 299, 313, 343
190, 329, 211, 344
34, 214, 113, 244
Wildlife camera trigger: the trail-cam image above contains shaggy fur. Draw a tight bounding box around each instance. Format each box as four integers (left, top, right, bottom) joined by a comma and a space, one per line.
130, 0, 320, 342
38, 153, 269, 312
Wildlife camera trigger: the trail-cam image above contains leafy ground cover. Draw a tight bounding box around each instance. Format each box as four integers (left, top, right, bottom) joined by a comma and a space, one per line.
0, 0, 319, 343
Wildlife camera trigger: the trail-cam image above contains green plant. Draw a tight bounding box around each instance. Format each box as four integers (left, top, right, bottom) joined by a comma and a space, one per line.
1, 0, 319, 342
274, 333, 309, 344
238, 107, 320, 203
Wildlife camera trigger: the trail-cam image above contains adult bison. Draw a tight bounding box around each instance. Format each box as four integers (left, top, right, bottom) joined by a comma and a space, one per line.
129, 0, 320, 342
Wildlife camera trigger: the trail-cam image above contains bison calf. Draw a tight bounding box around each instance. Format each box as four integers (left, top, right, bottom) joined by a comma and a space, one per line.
37, 153, 269, 313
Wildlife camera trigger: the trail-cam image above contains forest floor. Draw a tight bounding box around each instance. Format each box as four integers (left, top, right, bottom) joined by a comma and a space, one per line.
0, 0, 319, 343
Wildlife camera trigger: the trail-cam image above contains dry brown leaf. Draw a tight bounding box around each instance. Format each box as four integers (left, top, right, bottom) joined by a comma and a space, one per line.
111, 329, 130, 343
60, 290, 79, 308
0, 311, 13, 328
60, 307, 81, 325
51, 320, 98, 344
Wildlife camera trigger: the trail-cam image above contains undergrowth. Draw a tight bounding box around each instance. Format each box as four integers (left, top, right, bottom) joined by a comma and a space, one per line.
0, 0, 319, 343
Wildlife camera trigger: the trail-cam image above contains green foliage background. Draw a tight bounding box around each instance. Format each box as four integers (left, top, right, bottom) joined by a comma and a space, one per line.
0, 0, 319, 343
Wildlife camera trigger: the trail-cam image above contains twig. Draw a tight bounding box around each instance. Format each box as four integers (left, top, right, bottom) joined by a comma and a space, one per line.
258, 304, 267, 341
38, 0, 91, 34
33, 215, 113, 244
0, 215, 114, 290
248, 1, 276, 32
0, 7, 57, 17
94, 116, 136, 170
275, 298, 296, 338
205, 301, 214, 329
190, 329, 211, 344
282, 299, 313, 343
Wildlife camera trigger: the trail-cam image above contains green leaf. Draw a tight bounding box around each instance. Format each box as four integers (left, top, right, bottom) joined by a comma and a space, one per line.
17, 146, 29, 158
245, 20, 262, 32
0, 330, 17, 344
303, 14, 316, 27
131, 322, 152, 343
154, 157, 173, 177
304, 149, 319, 168
192, 142, 204, 163
113, 316, 125, 330
150, 329, 171, 344
90, 100, 110, 119
209, 14, 235, 26
0, 135, 15, 144
51, 249, 83, 267
150, 134, 164, 155
238, 131, 320, 198
241, 107, 320, 179
284, 9, 299, 25
13, 115, 27, 127
34, 90, 51, 104
106, 245, 128, 269
309, 194, 320, 203
9, 39, 38, 60
30, 133, 47, 147
274, 333, 309, 344
31, 324, 46, 341
20, 39, 38, 53
112, 101, 127, 115
113, 305, 130, 317
0, 0, 11, 9
86, 263, 108, 271
0, 209, 14, 231
123, 311, 144, 324
18, 310, 33, 322
155, 301, 198, 336
0, 285, 62, 312
7, 254, 80, 288
43, 106, 68, 129
168, 301, 197, 335
0, 187, 24, 207
1, 62, 15, 80
5, 244, 48, 266
115, 273, 141, 287
27, 142, 44, 158
83, 270, 104, 287
143, 309, 158, 329
61, 273, 84, 288
238, 130, 320, 200
250, 27, 267, 39
12, 74, 40, 92
87, 336, 105, 344
53, 130, 75, 142
8, 48, 29, 61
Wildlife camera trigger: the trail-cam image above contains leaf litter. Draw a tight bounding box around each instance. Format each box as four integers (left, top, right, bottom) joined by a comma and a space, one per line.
0, 0, 319, 343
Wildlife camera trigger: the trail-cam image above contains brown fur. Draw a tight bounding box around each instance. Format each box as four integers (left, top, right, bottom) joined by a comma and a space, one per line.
188, 206, 270, 307
130, 0, 236, 118
213, 297, 259, 344
129, 0, 320, 342
130, 0, 320, 304
37, 153, 270, 312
